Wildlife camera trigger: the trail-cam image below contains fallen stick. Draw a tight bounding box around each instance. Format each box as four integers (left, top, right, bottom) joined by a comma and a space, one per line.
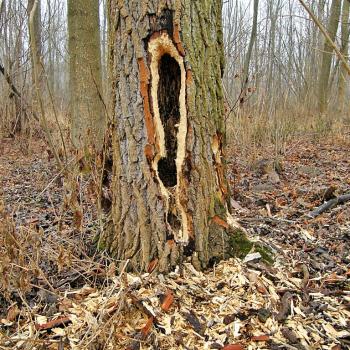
307, 193, 350, 218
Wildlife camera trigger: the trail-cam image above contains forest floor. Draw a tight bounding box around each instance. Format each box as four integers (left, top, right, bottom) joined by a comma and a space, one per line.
0, 134, 349, 350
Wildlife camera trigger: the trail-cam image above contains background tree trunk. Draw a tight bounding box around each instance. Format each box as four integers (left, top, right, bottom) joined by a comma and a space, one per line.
240, 0, 259, 106
318, 0, 341, 113
337, 0, 350, 113
27, 0, 42, 88
28, 0, 43, 134
67, 0, 105, 149
103, 0, 243, 272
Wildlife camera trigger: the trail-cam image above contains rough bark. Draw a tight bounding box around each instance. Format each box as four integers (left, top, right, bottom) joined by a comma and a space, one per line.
67, 0, 105, 150
317, 0, 341, 113
102, 0, 247, 272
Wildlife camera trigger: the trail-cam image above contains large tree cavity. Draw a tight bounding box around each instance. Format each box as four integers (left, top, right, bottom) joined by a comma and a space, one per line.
157, 54, 181, 188
147, 32, 189, 245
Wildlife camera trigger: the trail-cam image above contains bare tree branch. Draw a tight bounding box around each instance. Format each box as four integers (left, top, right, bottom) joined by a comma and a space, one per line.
298, 0, 350, 76
0, 60, 39, 122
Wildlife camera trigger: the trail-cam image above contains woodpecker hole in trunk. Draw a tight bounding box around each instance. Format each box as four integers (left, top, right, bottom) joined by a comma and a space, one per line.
157, 54, 181, 188
147, 32, 189, 243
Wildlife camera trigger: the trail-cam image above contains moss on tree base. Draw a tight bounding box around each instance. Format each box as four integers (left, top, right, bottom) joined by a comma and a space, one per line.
206, 216, 274, 268
229, 229, 274, 264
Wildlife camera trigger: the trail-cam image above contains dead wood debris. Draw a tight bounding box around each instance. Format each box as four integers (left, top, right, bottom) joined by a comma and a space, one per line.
1, 257, 349, 349
307, 193, 350, 218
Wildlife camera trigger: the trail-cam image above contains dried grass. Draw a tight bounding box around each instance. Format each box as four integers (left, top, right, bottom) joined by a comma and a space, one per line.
226, 105, 350, 164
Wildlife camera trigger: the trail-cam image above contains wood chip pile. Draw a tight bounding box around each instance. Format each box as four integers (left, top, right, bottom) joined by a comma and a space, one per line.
1, 255, 349, 349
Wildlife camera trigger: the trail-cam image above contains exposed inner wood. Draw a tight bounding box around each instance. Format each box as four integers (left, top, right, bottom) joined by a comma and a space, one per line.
148, 32, 188, 244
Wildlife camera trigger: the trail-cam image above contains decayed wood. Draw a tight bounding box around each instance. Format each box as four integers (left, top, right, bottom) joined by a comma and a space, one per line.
307, 193, 350, 218
103, 0, 237, 272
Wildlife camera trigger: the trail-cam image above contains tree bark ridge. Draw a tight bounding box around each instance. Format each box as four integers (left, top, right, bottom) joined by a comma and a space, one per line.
104, 0, 235, 272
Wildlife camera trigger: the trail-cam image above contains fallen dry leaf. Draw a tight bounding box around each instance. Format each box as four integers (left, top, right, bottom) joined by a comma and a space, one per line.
6, 304, 19, 322
276, 292, 293, 322
148, 258, 158, 273
1, 137, 350, 350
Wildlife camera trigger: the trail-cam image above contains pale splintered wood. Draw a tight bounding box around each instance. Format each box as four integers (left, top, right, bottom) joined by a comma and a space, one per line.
148, 32, 188, 244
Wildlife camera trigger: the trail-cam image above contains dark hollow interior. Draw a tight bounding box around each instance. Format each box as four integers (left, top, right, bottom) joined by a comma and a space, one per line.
157, 54, 181, 188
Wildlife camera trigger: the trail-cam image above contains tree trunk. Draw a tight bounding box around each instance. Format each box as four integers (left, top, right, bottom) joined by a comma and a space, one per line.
337, 0, 350, 112
27, 0, 43, 133
27, 0, 42, 87
102, 0, 248, 273
67, 0, 105, 150
47, 0, 55, 94
318, 0, 341, 113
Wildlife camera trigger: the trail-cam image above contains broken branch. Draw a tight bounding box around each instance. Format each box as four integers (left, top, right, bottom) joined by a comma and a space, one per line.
298, 0, 350, 76
307, 193, 350, 218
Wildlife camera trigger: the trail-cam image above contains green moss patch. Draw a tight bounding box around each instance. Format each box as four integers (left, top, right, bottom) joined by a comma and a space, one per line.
254, 244, 274, 265
229, 229, 254, 259
228, 229, 274, 264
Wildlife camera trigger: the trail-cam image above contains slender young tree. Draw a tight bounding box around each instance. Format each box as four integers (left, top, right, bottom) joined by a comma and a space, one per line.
27, 0, 42, 91
318, 0, 341, 113
101, 0, 248, 272
240, 0, 259, 105
338, 0, 350, 112
67, 0, 105, 150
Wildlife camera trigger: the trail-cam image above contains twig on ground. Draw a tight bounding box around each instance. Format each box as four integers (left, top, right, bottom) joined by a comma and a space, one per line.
307, 193, 350, 218
239, 216, 297, 224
